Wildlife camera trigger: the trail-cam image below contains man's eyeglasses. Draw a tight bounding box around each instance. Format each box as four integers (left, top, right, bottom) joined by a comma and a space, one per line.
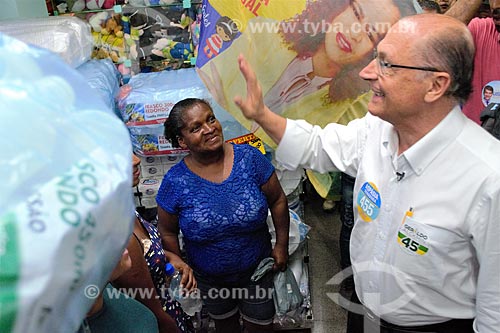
373, 49, 442, 77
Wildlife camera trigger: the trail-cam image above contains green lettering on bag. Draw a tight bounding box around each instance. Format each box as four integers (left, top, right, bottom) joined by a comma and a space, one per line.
0, 212, 20, 332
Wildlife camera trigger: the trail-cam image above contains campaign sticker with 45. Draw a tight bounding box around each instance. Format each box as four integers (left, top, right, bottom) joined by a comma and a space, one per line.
397, 219, 429, 256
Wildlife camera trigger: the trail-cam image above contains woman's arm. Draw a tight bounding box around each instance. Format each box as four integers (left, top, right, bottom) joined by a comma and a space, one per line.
112, 220, 179, 333
157, 206, 182, 257
157, 206, 196, 291
261, 171, 290, 272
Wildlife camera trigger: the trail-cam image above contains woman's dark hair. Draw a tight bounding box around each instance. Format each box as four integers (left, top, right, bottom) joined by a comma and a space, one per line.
279, 0, 350, 58
164, 98, 213, 148
279, 0, 418, 102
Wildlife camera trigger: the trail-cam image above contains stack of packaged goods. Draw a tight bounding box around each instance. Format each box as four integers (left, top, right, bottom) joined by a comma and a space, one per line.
0, 16, 93, 68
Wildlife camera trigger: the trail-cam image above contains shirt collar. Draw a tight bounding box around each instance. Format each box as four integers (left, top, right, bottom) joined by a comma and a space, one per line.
404, 106, 465, 176
381, 106, 465, 176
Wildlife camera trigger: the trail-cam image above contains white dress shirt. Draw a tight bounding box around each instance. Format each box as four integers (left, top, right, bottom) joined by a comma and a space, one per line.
276, 106, 500, 332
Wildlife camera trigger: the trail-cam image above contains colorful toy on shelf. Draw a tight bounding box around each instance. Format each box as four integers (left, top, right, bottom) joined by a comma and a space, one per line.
71, 0, 115, 12
152, 38, 194, 61
71, 0, 86, 11
86, 0, 105, 10
169, 11, 194, 30
101, 14, 124, 38
189, 4, 202, 57
88, 11, 108, 32
89, 12, 127, 64
92, 46, 120, 63
129, 0, 175, 6
122, 11, 156, 67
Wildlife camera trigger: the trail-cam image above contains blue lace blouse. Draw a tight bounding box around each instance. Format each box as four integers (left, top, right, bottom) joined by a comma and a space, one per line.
156, 144, 274, 284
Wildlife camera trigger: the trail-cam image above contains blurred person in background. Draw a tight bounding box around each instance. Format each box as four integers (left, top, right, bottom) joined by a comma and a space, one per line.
445, 0, 499, 123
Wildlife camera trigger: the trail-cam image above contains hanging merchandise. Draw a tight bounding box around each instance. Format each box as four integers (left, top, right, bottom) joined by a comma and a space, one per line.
123, 4, 200, 72
89, 11, 128, 64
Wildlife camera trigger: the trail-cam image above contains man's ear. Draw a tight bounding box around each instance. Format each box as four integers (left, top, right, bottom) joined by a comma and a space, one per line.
424, 72, 451, 103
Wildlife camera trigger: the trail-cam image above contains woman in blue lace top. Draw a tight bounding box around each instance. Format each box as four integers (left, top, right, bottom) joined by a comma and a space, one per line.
156, 98, 290, 333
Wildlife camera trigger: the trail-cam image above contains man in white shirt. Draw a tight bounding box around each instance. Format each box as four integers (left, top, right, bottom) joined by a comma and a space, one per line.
234, 13, 500, 333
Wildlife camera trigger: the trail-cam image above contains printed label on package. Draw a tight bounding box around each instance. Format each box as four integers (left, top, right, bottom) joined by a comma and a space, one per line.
123, 102, 175, 126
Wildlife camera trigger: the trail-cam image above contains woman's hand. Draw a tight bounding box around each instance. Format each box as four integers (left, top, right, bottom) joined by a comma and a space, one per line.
271, 244, 288, 272
234, 54, 266, 122
167, 254, 197, 292
178, 261, 197, 292
234, 54, 287, 144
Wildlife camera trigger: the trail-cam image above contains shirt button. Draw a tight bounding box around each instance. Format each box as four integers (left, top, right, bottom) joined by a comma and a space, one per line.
378, 232, 386, 240
384, 204, 391, 212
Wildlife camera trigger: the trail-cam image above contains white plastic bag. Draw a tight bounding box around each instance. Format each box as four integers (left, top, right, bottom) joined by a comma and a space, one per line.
267, 209, 310, 255
0, 16, 93, 68
0, 33, 134, 333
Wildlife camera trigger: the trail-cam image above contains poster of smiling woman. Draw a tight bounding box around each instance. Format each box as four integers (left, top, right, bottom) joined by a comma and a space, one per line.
196, 0, 422, 147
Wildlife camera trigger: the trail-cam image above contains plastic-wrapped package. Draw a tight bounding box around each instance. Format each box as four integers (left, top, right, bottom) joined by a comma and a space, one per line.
0, 33, 134, 333
0, 16, 93, 68
0, 33, 113, 117
116, 68, 248, 156
267, 209, 310, 256
76, 59, 121, 115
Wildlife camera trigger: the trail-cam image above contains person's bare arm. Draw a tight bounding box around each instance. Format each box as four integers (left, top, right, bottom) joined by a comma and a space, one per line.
157, 206, 196, 291
113, 228, 180, 333
234, 54, 287, 144
261, 172, 290, 272
445, 0, 482, 25
157, 206, 182, 257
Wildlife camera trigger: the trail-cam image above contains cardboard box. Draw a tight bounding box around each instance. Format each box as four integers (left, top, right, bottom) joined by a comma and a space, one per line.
139, 155, 163, 166
137, 177, 162, 198
140, 165, 165, 178
162, 154, 187, 165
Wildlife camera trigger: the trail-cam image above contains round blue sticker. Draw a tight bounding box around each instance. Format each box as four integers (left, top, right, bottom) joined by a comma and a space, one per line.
357, 182, 381, 222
